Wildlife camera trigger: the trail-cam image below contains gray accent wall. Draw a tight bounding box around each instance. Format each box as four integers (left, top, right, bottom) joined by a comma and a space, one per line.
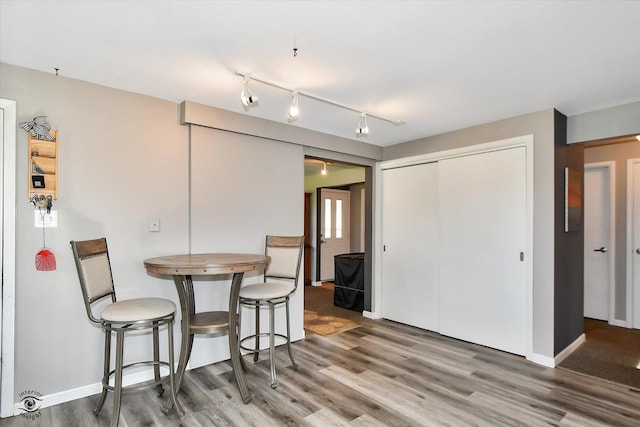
553, 111, 585, 354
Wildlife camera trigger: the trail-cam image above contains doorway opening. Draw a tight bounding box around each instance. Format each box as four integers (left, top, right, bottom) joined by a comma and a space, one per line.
571, 135, 640, 389
583, 135, 640, 329
303, 157, 370, 333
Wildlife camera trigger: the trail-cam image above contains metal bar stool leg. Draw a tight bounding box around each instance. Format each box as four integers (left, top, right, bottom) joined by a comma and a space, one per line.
167, 319, 184, 416
268, 302, 277, 388
237, 305, 248, 373
253, 302, 260, 362
111, 331, 125, 427
94, 330, 111, 416
284, 298, 298, 370
152, 321, 164, 397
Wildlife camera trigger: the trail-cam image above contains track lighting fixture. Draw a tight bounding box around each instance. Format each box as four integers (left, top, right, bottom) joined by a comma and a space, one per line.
288, 91, 299, 121
240, 75, 259, 107
356, 112, 369, 137
321, 162, 328, 176
236, 70, 405, 137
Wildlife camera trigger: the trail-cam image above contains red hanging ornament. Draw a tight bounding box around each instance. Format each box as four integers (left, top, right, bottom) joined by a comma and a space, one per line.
34, 204, 56, 271
35, 248, 56, 271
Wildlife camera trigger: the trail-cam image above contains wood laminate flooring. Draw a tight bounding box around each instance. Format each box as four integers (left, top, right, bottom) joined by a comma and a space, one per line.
3, 316, 639, 426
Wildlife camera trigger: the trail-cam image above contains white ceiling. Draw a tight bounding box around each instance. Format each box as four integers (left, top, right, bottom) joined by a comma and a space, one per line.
1, 1, 639, 147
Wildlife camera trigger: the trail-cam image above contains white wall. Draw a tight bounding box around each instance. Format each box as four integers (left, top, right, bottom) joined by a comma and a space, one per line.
1, 63, 190, 401
189, 125, 304, 368
0, 62, 381, 411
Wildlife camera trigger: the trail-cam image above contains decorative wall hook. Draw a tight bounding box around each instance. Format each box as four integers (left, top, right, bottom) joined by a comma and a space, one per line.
30, 194, 53, 214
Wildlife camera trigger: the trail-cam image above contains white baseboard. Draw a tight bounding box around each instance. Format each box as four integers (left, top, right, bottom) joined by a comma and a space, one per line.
528, 352, 556, 368
311, 281, 323, 287
527, 333, 585, 369
554, 333, 586, 367
362, 310, 379, 319
12, 367, 169, 416
609, 319, 626, 328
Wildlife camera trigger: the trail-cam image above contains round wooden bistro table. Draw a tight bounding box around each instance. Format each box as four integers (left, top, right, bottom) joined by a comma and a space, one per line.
144, 253, 270, 404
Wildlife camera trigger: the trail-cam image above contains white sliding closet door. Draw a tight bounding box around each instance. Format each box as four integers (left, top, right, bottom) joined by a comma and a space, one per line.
382, 162, 440, 331
438, 147, 527, 355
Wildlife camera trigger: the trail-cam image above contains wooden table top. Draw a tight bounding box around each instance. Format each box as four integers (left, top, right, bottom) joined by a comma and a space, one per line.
144, 253, 270, 276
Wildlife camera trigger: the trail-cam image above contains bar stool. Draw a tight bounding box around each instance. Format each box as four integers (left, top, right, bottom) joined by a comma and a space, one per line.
238, 235, 304, 388
70, 238, 183, 427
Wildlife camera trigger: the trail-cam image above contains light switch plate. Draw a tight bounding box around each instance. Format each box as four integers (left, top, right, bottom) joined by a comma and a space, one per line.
34, 210, 58, 228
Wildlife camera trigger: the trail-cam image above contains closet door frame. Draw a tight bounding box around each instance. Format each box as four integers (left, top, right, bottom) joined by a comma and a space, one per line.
373, 134, 534, 361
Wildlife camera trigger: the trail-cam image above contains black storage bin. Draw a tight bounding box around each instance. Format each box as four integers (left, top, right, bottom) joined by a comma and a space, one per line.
333, 252, 365, 312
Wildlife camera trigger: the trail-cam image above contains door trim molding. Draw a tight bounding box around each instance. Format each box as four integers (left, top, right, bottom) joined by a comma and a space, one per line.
374, 134, 534, 362
584, 161, 618, 325
1, 98, 17, 417
626, 158, 640, 329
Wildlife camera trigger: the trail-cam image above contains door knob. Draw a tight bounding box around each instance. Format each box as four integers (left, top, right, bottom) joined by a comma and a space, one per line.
593, 247, 607, 253
636, 248, 640, 255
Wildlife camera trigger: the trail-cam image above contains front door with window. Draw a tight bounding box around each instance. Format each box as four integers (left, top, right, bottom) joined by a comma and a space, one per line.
319, 188, 350, 281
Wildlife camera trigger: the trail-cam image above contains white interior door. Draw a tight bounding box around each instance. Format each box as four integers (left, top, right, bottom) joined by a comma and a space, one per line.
630, 159, 640, 329
438, 147, 527, 356
319, 188, 350, 281
584, 163, 614, 321
382, 162, 439, 331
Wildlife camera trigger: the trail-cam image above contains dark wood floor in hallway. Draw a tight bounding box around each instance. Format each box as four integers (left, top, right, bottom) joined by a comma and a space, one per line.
3, 318, 639, 426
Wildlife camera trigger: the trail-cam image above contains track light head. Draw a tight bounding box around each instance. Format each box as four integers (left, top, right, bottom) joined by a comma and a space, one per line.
356, 112, 369, 137
240, 75, 259, 107
321, 162, 327, 176
288, 91, 299, 121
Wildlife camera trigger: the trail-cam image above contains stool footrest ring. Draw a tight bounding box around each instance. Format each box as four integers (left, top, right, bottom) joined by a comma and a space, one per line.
101, 360, 171, 392
239, 333, 289, 354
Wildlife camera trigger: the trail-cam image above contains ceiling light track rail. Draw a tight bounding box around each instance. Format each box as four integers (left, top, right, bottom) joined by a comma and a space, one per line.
236, 70, 405, 130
